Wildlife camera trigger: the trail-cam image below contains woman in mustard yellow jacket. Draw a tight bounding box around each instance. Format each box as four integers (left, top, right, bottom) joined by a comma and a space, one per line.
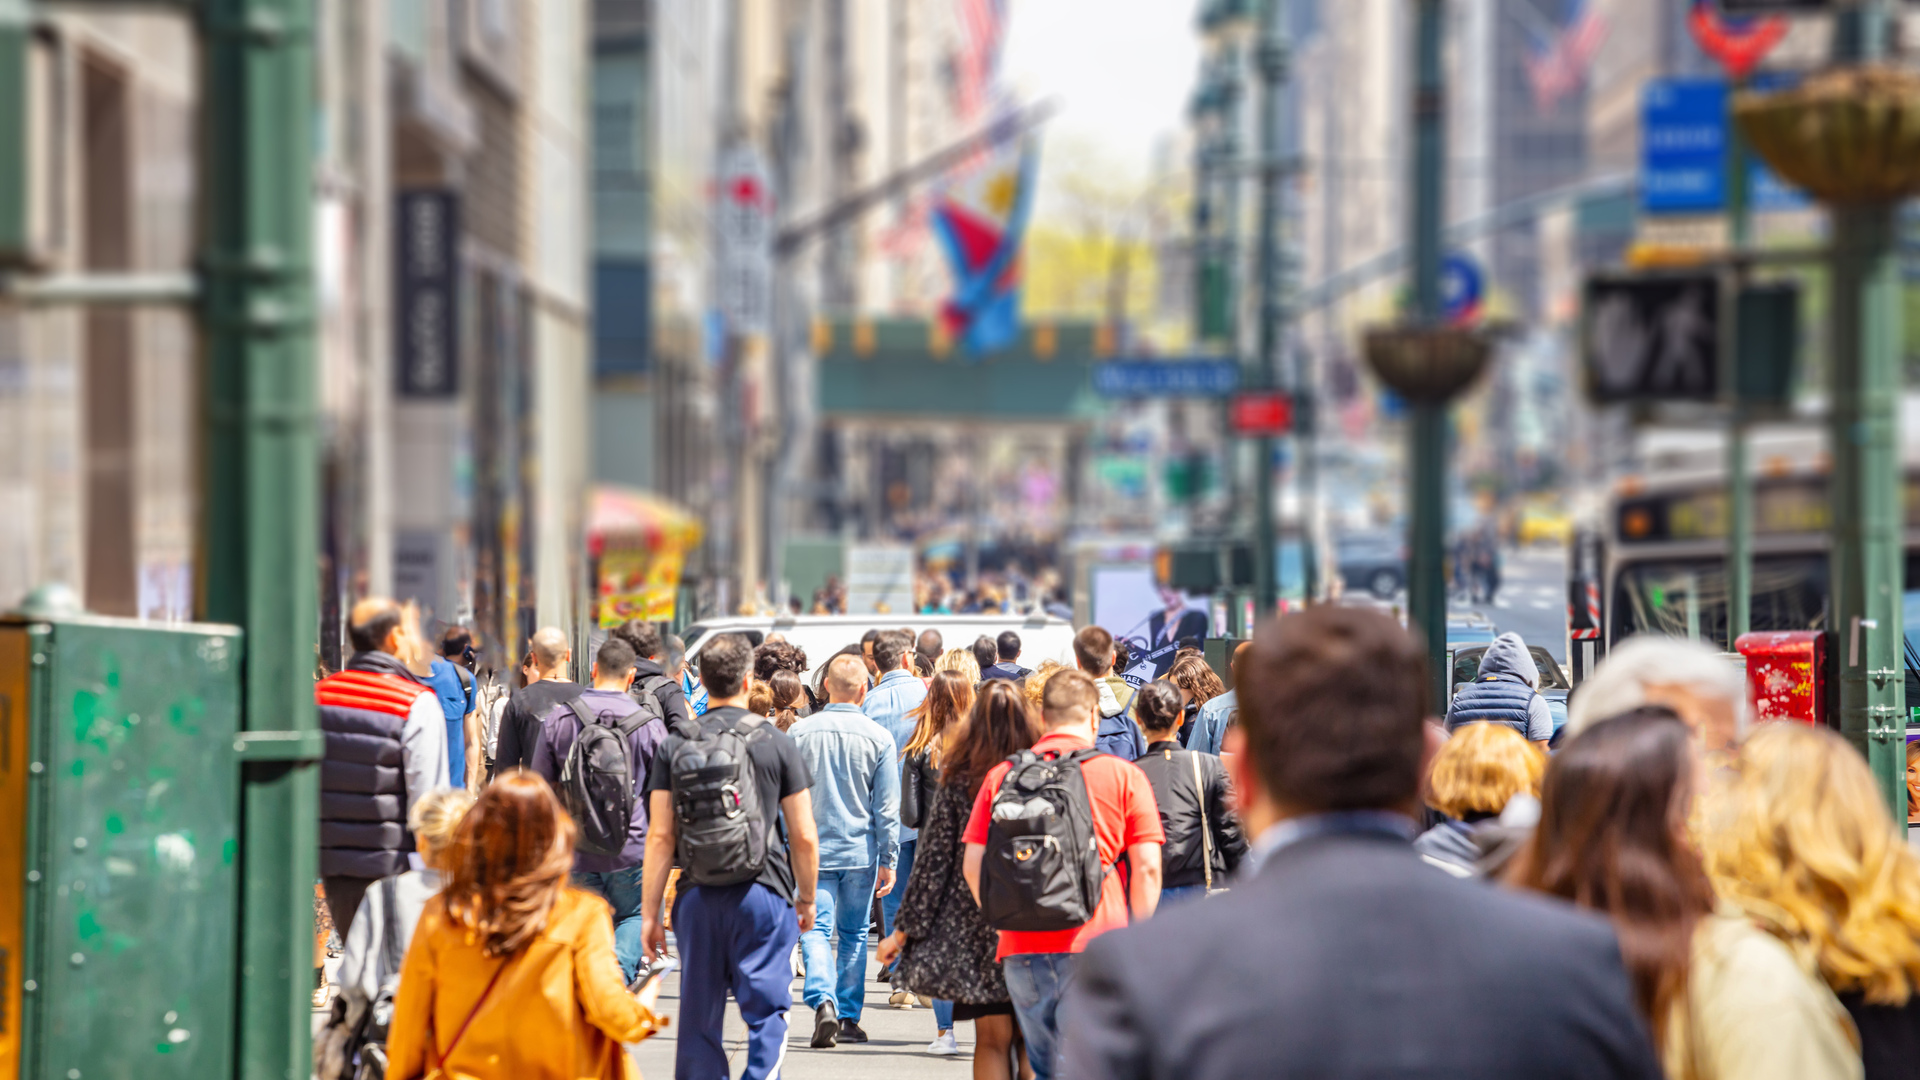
387, 770, 667, 1080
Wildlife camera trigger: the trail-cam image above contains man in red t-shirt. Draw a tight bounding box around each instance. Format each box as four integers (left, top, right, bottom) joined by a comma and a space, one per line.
962, 668, 1163, 1080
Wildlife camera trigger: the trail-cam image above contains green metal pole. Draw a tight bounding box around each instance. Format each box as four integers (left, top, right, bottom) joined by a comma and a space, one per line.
1253, 0, 1289, 619
1408, 0, 1449, 708
1725, 79, 1753, 651
0, 0, 27, 264
1829, 3, 1906, 819
199, 0, 322, 1077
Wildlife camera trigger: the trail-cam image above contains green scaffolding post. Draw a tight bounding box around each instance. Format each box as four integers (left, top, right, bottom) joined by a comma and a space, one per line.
1406, 0, 1449, 708
199, 0, 322, 1077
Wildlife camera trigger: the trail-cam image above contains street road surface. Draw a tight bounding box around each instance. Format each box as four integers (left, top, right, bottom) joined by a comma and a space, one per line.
1458, 545, 1569, 664
629, 939, 972, 1078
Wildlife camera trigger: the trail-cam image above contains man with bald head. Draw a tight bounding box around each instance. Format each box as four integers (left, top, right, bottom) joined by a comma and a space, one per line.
492, 626, 584, 773
787, 652, 902, 1046
314, 597, 450, 932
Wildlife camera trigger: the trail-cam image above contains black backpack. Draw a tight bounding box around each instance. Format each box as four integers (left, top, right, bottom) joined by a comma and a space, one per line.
629, 673, 676, 726
979, 747, 1108, 932
668, 712, 774, 887
558, 698, 658, 857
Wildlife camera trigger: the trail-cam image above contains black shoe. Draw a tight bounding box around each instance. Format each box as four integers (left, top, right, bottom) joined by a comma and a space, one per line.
837, 1020, 870, 1044
875, 961, 896, 983
811, 1003, 839, 1049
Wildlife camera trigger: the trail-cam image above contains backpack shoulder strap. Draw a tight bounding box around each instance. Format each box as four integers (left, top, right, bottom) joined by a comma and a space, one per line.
567, 699, 598, 731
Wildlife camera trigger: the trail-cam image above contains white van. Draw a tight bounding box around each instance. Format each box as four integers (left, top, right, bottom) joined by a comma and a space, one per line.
677, 612, 1079, 685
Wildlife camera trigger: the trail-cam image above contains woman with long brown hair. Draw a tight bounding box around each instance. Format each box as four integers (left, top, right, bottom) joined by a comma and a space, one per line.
879, 679, 1039, 1076
1166, 655, 1225, 748
1508, 709, 1859, 1080
894, 671, 977, 1020
387, 770, 665, 1079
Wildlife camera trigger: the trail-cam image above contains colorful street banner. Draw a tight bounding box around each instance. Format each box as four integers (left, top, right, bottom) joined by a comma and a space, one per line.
932, 136, 1039, 357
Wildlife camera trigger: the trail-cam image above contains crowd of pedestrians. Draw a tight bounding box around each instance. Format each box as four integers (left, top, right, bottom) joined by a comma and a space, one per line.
311, 593, 1920, 1080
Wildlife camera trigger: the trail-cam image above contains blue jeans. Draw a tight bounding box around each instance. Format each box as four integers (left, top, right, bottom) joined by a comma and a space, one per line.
801, 866, 878, 1022
674, 882, 800, 1080
878, 838, 915, 939
445, 718, 467, 787
1158, 883, 1208, 909
572, 864, 646, 982
1005, 952, 1075, 1080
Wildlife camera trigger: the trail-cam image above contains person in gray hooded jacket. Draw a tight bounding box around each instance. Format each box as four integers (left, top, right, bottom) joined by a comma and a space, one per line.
1445, 632, 1553, 745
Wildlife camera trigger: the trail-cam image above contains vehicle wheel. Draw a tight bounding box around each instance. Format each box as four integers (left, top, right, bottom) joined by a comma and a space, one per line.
1369, 570, 1400, 599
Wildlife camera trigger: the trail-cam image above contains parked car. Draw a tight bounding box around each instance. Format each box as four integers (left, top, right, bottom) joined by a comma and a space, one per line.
1449, 642, 1572, 735
1336, 533, 1406, 599
679, 612, 1079, 685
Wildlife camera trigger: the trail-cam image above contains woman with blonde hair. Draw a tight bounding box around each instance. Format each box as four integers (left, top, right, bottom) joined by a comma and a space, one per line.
386, 771, 665, 1079
1414, 723, 1545, 877
1708, 723, 1920, 1078
1509, 709, 1859, 1080
1021, 660, 1064, 716
935, 646, 982, 687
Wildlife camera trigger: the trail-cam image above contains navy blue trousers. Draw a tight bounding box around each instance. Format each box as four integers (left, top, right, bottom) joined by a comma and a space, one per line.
673, 881, 800, 1080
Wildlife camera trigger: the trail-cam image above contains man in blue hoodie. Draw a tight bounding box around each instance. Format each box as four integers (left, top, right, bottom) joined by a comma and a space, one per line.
1444, 632, 1552, 746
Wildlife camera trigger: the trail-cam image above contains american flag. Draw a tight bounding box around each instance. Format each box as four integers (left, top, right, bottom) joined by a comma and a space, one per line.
956, 0, 1008, 120
1524, 0, 1607, 115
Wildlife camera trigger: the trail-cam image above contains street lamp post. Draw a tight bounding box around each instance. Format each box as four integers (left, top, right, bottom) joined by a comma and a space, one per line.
1252, 0, 1291, 619
1407, 0, 1449, 707
1737, 1, 1908, 815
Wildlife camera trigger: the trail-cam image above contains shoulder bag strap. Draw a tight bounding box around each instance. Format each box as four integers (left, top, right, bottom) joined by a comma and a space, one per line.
429, 952, 514, 1077
1189, 751, 1214, 892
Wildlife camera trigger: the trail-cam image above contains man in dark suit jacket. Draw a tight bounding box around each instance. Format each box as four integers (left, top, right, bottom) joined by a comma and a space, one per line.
1059, 605, 1663, 1080
1145, 588, 1209, 654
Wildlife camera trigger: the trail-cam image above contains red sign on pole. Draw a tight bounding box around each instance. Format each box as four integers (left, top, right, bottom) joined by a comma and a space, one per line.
1230, 391, 1293, 436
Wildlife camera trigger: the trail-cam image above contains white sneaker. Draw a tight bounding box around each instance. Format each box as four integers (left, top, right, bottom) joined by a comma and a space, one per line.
927, 1030, 960, 1056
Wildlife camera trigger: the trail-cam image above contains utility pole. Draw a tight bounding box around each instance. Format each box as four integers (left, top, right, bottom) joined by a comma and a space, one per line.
1827, 2, 1906, 813
1407, 0, 1450, 707
1725, 78, 1754, 649
1252, 0, 1291, 618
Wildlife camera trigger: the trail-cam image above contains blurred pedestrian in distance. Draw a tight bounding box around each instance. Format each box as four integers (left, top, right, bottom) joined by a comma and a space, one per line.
753, 639, 809, 682
494, 627, 583, 774
1072, 626, 1145, 761
530, 636, 669, 983
1110, 638, 1134, 680
880, 678, 1038, 1073
964, 669, 1163, 1080
1564, 635, 1745, 758
918, 628, 945, 666
861, 629, 883, 679
1022, 661, 1064, 716
789, 653, 902, 1047
1510, 708, 1859, 1080
1446, 632, 1552, 747
971, 635, 999, 678
756, 669, 805, 731
1173, 646, 1204, 668
912, 650, 936, 678
863, 629, 932, 963
1187, 642, 1249, 756
1166, 655, 1226, 750
385, 771, 666, 1079
936, 646, 982, 686
612, 620, 692, 734
1130, 681, 1246, 906
1060, 605, 1663, 1080
317, 598, 451, 933
983, 630, 1033, 684
1708, 723, 1920, 1079
426, 626, 481, 788
316, 787, 476, 1080
1414, 722, 1544, 877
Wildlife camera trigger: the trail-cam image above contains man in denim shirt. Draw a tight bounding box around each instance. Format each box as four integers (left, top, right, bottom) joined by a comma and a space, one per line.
789, 653, 902, 1046
860, 629, 929, 952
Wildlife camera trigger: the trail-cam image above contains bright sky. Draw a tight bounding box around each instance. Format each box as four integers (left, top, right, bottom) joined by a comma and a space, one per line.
999, 0, 1200, 213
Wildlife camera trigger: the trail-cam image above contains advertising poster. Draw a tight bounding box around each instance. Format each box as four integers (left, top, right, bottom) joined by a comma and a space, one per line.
1090, 566, 1211, 685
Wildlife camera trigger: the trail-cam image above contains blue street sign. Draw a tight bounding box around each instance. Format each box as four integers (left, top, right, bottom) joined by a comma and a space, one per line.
1440, 252, 1485, 325
1641, 76, 1809, 216
1092, 359, 1241, 398
1643, 78, 1727, 215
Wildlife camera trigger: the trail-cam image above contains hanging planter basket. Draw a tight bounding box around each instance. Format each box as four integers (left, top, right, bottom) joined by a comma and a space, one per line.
1733, 66, 1920, 204
1361, 324, 1495, 404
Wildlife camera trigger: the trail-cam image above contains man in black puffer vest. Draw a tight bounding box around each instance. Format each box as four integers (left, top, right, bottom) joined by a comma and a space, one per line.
1444, 632, 1552, 746
314, 598, 451, 932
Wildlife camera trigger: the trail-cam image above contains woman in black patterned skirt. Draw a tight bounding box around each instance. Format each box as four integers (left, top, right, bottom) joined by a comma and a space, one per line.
879, 678, 1038, 1079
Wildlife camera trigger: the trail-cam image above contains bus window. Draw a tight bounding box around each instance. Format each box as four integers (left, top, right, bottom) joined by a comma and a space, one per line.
1612, 556, 1828, 647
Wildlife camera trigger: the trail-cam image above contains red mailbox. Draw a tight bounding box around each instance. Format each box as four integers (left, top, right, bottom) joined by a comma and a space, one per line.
1735, 630, 1827, 726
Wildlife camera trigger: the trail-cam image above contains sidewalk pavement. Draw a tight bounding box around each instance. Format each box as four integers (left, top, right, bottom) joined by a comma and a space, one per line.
629, 936, 980, 1078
